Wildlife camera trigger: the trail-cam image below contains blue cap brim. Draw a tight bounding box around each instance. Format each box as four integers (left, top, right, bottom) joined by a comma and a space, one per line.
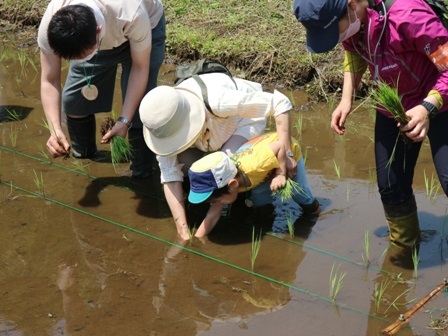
188, 190, 213, 204
306, 22, 340, 53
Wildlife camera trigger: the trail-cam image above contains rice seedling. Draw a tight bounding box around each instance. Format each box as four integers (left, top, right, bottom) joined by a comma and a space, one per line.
250, 226, 262, 271
187, 225, 197, 243
346, 184, 351, 204
100, 117, 132, 169
110, 136, 132, 166
370, 81, 408, 126
373, 277, 392, 313
9, 124, 18, 147
286, 213, 295, 238
412, 247, 419, 279
329, 263, 347, 302
72, 159, 92, 178
363, 229, 371, 266
424, 170, 440, 200
333, 158, 341, 178
32, 169, 44, 195
384, 288, 413, 314
272, 178, 305, 203
6, 107, 21, 122
35, 142, 51, 163
293, 112, 303, 141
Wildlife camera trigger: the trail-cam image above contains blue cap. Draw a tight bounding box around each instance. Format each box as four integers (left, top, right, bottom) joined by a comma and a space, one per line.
293, 0, 347, 53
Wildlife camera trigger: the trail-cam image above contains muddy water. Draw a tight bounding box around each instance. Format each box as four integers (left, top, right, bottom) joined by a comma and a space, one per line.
1, 48, 448, 336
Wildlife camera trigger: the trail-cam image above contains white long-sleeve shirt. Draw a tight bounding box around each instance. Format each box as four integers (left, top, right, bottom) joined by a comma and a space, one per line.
158, 72, 292, 183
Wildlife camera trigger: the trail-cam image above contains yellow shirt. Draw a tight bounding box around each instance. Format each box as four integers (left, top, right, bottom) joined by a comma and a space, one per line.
232, 132, 301, 192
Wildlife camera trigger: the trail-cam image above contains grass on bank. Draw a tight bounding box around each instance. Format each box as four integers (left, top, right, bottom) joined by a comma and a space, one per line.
3, 0, 346, 95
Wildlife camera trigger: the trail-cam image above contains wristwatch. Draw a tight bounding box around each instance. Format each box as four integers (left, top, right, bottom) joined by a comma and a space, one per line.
286, 150, 294, 158
117, 116, 133, 129
420, 101, 438, 119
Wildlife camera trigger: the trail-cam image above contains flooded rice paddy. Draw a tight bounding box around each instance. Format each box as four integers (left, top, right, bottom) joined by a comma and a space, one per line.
1, 45, 448, 336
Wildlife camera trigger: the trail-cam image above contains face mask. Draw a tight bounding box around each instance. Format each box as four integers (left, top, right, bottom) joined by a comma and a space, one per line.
338, 7, 361, 42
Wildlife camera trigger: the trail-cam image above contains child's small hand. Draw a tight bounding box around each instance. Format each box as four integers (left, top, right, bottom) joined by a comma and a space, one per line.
270, 175, 287, 191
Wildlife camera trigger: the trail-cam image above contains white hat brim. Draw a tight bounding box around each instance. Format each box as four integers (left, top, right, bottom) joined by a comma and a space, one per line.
143, 89, 205, 156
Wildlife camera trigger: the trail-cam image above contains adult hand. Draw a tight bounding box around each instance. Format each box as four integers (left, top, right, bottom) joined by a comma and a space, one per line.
100, 121, 128, 144
400, 105, 429, 143
47, 130, 71, 158
331, 102, 352, 135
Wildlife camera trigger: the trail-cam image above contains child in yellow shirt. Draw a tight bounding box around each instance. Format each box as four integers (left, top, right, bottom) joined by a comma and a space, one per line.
188, 133, 319, 237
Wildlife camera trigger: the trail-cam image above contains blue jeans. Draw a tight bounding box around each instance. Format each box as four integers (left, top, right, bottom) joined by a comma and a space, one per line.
250, 158, 315, 232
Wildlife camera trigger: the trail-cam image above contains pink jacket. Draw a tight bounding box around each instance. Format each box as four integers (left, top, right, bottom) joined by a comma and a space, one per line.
343, 0, 448, 113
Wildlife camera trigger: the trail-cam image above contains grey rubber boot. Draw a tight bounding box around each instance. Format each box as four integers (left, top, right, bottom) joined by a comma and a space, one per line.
66, 115, 97, 158
128, 128, 156, 178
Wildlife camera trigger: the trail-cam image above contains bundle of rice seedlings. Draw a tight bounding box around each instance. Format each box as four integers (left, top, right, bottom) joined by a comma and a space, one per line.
100, 117, 132, 166
272, 178, 306, 203
110, 136, 132, 164
370, 81, 409, 126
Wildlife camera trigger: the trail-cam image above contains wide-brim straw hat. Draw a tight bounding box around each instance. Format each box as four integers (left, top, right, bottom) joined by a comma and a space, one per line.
140, 86, 205, 156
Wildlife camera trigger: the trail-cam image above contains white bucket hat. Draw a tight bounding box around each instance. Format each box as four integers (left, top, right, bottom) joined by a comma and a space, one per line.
140, 86, 205, 156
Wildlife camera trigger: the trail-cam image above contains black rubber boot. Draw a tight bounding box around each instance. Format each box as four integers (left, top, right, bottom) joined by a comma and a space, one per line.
301, 199, 321, 216
128, 128, 157, 178
66, 115, 97, 158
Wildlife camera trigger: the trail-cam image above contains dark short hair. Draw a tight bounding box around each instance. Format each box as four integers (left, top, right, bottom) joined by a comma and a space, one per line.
47, 5, 97, 59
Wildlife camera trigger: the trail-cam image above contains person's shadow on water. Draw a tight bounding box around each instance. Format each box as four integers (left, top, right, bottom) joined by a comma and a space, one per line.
77, 175, 170, 219
0, 105, 33, 122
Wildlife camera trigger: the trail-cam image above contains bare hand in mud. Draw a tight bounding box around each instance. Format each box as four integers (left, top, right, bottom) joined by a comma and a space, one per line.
47, 131, 71, 158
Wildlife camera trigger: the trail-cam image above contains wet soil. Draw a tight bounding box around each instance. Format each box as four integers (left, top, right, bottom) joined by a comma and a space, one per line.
1, 51, 448, 336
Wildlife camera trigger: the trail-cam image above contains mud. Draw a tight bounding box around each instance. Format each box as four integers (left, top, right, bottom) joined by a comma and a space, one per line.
1, 51, 448, 336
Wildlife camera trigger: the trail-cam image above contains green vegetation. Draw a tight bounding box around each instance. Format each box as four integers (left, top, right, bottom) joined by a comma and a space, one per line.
250, 226, 262, 271
329, 263, 347, 302
1, 0, 345, 96
272, 178, 305, 203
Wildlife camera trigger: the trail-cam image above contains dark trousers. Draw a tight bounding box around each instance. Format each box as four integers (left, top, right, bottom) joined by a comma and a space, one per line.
375, 110, 448, 205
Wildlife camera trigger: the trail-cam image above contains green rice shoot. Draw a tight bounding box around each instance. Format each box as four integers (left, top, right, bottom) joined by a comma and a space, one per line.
272, 178, 306, 203
110, 135, 132, 166
370, 81, 409, 126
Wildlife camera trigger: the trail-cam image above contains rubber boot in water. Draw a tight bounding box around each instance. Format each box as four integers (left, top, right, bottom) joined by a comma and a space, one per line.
128, 127, 156, 178
66, 115, 97, 158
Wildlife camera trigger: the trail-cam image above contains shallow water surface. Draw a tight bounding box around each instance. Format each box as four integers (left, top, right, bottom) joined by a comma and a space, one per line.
1, 48, 448, 336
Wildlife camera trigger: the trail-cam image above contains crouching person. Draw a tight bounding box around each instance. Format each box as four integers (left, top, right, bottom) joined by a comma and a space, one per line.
188, 132, 320, 237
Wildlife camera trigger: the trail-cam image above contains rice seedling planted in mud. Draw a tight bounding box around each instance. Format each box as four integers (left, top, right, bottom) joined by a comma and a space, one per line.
250, 226, 262, 271
424, 169, 440, 200
32, 169, 44, 195
272, 178, 305, 203
373, 277, 392, 314
286, 213, 295, 238
333, 158, 341, 178
6, 107, 21, 122
363, 229, 370, 266
72, 159, 92, 178
329, 263, 347, 302
412, 247, 419, 279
